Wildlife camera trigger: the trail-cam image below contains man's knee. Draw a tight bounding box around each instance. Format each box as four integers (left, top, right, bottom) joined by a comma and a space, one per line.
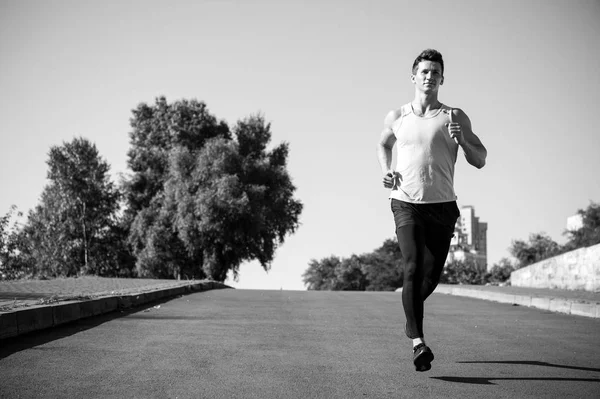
403, 261, 419, 281
424, 264, 444, 284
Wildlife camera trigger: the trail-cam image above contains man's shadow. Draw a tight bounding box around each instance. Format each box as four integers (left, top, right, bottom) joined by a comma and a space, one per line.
431, 361, 600, 385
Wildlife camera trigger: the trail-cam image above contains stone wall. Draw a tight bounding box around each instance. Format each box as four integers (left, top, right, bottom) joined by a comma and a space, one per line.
511, 243, 600, 291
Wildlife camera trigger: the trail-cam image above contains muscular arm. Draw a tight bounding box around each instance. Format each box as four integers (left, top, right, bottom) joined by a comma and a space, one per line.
451, 108, 487, 169
377, 109, 400, 175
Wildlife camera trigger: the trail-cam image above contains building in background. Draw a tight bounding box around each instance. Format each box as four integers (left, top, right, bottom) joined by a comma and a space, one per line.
447, 205, 488, 270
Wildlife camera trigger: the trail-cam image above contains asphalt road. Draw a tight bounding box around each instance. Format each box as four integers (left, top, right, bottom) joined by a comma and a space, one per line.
1, 289, 599, 399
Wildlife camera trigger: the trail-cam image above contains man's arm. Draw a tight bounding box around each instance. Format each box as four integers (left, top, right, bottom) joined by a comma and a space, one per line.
448, 108, 487, 169
377, 110, 399, 188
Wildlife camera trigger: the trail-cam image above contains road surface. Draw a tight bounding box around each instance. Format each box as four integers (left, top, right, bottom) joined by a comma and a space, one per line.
1, 289, 599, 398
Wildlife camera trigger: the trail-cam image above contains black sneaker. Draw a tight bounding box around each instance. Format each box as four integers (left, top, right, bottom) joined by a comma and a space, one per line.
413, 343, 434, 372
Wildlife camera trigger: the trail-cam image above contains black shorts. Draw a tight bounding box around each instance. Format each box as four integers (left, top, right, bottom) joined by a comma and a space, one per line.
390, 199, 460, 237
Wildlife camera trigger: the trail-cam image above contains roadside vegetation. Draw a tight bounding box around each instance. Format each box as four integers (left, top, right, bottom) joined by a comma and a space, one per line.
0, 97, 302, 282
302, 202, 600, 290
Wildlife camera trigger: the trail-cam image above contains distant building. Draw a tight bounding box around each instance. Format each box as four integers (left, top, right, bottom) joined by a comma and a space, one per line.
448, 205, 488, 270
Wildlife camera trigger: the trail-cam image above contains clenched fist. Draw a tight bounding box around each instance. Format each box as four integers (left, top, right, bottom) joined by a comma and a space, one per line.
382, 171, 397, 189
445, 122, 463, 145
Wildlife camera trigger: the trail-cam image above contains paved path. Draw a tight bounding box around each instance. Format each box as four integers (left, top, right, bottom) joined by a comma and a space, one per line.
1, 289, 599, 399
1, 278, 599, 340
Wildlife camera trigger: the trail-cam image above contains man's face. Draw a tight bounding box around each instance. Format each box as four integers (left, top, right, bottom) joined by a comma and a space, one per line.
411, 61, 444, 93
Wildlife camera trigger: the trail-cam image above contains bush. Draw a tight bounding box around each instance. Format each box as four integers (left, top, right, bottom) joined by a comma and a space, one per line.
440, 259, 486, 285
486, 258, 515, 284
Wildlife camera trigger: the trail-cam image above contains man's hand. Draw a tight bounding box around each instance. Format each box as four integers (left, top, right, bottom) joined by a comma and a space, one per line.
382, 171, 396, 189
445, 122, 464, 145
446, 108, 487, 169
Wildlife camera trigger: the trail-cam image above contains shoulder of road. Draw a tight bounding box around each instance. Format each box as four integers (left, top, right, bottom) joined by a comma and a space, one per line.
1, 278, 598, 340
0, 277, 231, 340
435, 284, 600, 319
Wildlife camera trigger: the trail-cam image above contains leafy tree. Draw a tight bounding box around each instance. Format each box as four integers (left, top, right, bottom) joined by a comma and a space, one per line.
0, 206, 32, 280
564, 201, 600, 250
486, 257, 515, 284
302, 256, 342, 291
19, 138, 123, 277
124, 97, 302, 281
334, 255, 368, 291
90, 220, 137, 277
440, 258, 486, 285
302, 239, 404, 291
361, 239, 404, 291
127, 197, 196, 279
0, 206, 18, 266
20, 185, 78, 277
47, 137, 121, 273
509, 232, 561, 269
124, 97, 230, 219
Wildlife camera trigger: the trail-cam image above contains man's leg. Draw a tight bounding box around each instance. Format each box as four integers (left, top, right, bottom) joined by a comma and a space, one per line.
395, 223, 426, 339
421, 202, 459, 300
391, 200, 435, 371
397, 223, 436, 372
421, 225, 454, 301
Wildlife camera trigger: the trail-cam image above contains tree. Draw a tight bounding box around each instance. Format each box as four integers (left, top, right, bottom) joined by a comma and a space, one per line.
89, 219, 137, 277
127, 197, 197, 279
21, 185, 79, 277
47, 137, 121, 273
486, 257, 515, 284
0, 206, 32, 280
19, 138, 123, 277
124, 97, 302, 281
302, 239, 404, 291
302, 256, 342, 291
0, 206, 18, 267
564, 201, 600, 250
509, 232, 561, 269
334, 255, 368, 291
124, 97, 230, 219
440, 258, 486, 285
360, 239, 404, 291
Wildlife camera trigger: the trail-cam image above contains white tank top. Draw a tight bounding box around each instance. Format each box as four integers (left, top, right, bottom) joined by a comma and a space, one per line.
389, 103, 458, 203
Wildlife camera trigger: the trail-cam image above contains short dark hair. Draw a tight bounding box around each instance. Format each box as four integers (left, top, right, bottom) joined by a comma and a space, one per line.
412, 49, 444, 75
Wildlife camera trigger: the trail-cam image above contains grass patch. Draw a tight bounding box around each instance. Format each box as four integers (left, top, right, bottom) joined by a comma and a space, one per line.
0, 294, 99, 312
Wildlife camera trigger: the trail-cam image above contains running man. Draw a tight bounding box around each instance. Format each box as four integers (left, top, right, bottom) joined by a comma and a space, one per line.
377, 49, 487, 371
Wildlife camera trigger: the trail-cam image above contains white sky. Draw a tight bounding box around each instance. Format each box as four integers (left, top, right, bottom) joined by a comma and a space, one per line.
1, 0, 599, 290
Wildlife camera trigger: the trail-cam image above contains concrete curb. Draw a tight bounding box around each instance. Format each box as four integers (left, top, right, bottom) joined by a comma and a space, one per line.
435, 285, 600, 319
0, 281, 231, 340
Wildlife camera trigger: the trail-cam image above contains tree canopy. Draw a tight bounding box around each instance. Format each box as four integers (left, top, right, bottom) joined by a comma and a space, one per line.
15, 138, 124, 278
508, 232, 561, 269
0, 206, 29, 280
564, 201, 600, 250
124, 97, 302, 281
302, 239, 404, 291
